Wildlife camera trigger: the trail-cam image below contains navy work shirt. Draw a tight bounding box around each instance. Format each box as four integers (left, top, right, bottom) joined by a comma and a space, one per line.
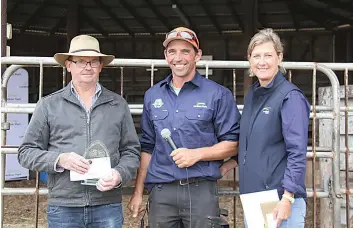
140, 71, 241, 185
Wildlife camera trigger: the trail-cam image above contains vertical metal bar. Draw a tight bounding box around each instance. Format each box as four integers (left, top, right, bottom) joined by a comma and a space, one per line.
1, 0, 7, 60
232, 69, 237, 227
150, 64, 154, 87
288, 70, 292, 83
34, 172, 39, 228
1, 86, 7, 228
120, 67, 124, 97
321, 64, 342, 228
39, 62, 43, 99
205, 64, 209, 79
62, 67, 66, 88
312, 65, 317, 227
35, 62, 44, 227
0, 65, 23, 227
344, 68, 350, 228
313, 64, 341, 227
232, 69, 236, 101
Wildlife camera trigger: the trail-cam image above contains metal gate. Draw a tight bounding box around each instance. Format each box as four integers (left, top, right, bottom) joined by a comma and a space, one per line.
1, 56, 352, 227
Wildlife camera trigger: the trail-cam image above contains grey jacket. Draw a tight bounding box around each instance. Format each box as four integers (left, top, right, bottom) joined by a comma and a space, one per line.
18, 84, 141, 207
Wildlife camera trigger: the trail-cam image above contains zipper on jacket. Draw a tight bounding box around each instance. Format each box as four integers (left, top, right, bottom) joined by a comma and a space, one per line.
264, 155, 270, 189
243, 150, 247, 165
242, 150, 247, 192
85, 112, 91, 206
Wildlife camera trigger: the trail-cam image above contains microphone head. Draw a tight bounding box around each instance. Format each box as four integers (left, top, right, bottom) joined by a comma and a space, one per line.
161, 128, 171, 139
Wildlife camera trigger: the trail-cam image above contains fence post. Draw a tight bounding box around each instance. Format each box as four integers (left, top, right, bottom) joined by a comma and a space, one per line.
319, 85, 353, 227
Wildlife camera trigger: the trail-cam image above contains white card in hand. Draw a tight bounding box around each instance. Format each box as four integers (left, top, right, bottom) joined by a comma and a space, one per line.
266, 213, 278, 228
240, 189, 280, 228
70, 157, 112, 181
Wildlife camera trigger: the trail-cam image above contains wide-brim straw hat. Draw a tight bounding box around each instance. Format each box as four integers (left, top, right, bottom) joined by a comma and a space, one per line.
54, 35, 115, 67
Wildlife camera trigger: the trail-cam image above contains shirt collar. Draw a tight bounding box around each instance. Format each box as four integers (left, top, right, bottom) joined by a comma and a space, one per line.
160, 71, 203, 88
70, 82, 102, 97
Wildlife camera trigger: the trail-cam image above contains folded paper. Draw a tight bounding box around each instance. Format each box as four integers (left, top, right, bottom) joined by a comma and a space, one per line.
70, 157, 112, 181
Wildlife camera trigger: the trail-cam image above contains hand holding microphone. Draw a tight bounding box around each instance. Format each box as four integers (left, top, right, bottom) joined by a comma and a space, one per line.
161, 128, 201, 168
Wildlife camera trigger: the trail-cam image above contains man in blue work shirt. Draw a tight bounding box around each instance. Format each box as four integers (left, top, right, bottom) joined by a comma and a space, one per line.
128, 27, 241, 227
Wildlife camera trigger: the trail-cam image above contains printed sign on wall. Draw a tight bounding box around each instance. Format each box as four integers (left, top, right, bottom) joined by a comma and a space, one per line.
5, 68, 30, 180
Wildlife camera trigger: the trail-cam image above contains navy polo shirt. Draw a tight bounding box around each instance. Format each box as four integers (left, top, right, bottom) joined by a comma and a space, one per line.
140, 71, 241, 185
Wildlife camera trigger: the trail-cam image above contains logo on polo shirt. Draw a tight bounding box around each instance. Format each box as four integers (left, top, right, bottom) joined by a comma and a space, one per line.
262, 107, 271, 114
152, 98, 164, 108
193, 102, 207, 108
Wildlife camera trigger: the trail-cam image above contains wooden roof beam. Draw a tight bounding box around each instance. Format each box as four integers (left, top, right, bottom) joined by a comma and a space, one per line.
145, 0, 173, 31
289, 3, 333, 30
285, 1, 301, 31
199, 0, 222, 34
300, 0, 353, 26
242, 0, 258, 37
171, 4, 190, 27
80, 8, 108, 37
50, 13, 66, 35
311, 0, 353, 14
170, 0, 198, 34
20, 0, 48, 33
8, 0, 21, 15
227, 0, 244, 31
119, 0, 155, 36
92, 0, 134, 36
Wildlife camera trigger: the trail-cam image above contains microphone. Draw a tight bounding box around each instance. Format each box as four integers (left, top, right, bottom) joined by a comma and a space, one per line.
161, 129, 191, 224
161, 128, 177, 150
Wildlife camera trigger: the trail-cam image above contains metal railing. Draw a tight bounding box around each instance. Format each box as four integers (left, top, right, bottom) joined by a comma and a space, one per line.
1, 56, 352, 227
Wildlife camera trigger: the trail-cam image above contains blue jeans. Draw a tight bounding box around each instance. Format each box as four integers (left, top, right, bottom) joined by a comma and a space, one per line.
47, 203, 124, 228
245, 198, 306, 228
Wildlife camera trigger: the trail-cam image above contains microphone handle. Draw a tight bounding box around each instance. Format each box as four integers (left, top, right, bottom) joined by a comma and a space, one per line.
166, 137, 177, 150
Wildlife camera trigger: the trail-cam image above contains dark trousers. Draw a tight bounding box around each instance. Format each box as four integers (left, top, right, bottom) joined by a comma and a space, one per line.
148, 179, 219, 228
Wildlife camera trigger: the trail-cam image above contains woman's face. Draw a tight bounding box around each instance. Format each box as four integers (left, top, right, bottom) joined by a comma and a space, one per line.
249, 41, 283, 86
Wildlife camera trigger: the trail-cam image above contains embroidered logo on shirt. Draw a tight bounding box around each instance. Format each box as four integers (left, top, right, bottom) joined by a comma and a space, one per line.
152, 99, 164, 108
193, 102, 207, 108
262, 107, 271, 114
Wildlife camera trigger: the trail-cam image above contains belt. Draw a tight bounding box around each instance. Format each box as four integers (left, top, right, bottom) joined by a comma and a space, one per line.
174, 177, 206, 186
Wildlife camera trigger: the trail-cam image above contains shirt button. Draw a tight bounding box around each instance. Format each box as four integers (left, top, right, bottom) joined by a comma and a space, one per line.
197, 114, 201, 118
173, 128, 177, 131
176, 110, 179, 113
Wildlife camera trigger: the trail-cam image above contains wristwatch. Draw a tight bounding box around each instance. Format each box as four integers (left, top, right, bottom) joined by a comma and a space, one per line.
282, 194, 295, 204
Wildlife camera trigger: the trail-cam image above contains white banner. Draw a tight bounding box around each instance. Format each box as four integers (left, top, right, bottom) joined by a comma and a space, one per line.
5, 68, 29, 180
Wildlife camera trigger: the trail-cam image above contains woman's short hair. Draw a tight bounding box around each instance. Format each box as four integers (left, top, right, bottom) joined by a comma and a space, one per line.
247, 28, 286, 76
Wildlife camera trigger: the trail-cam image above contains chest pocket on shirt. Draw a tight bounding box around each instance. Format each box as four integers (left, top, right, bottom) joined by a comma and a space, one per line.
184, 109, 213, 132
185, 109, 213, 121
151, 110, 169, 122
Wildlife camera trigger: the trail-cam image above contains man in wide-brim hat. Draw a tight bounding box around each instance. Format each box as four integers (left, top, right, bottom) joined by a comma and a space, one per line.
18, 34, 141, 228
54, 34, 115, 67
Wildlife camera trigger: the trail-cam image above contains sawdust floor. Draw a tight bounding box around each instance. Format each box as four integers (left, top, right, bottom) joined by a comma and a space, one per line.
3, 180, 319, 228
